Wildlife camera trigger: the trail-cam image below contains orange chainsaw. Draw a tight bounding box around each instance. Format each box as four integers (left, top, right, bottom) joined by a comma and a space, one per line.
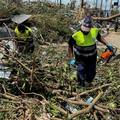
97, 47, 117, 64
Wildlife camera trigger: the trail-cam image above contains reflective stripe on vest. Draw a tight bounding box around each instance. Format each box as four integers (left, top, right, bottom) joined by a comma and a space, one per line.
73, 47, 97, 57
72, 28, 98, 46
15, 26, 32, 41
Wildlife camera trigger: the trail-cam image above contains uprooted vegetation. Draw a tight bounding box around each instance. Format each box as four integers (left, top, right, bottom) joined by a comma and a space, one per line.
0, 1, 120, 120
29, 14, 72, 43
0, 43, 120, 120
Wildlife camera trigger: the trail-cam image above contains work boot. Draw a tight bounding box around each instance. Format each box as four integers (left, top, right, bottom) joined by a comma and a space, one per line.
78, 79, 85, 87
85, 82, 92, 87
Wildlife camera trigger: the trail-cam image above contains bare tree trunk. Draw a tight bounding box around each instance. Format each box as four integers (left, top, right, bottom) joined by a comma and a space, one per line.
117, 0, 119, 4
117, 0, 119, 9
95, 0, 98, 9
105, 0, 108, 9
110, 0, 112, 16
99, 0, 103, 16
60, 0, 62, 8
70, 0, 76, 10
110, 0, 112, 8
81, 0, 84, 8
60, 0, 62, 5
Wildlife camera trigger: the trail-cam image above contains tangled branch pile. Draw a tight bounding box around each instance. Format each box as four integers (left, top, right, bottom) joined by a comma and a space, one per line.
0, 42, 120, 120
0, 1, 120, 120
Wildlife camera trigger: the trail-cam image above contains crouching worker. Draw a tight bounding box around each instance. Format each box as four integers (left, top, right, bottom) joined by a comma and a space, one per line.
15, 24, 34, 53
68, 16, 114, 87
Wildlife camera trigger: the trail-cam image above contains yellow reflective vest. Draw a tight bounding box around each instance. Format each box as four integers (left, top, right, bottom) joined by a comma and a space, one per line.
15, 26, 32, 41
72, 28, 99, 47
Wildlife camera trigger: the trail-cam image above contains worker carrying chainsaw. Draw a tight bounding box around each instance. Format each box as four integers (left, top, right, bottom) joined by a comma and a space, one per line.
15, 24, 34, 53
68, 16, 114, 87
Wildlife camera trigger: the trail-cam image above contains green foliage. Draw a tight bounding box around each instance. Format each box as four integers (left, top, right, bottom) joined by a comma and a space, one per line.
111, 8, 119, 15
30, 14, 72, 42
0, 112, 6, 120
0, 1, 120, 119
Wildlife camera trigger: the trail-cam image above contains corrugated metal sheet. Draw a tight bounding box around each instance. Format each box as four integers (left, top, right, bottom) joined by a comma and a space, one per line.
0, 27, 14, 38
11, 14, 31, 24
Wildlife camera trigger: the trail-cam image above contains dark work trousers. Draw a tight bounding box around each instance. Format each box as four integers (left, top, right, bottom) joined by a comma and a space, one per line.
75, 52, 97, 87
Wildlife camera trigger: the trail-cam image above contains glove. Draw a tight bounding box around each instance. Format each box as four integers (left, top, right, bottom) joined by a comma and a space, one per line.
107, 44, 114, 51
68, 59, 76, 65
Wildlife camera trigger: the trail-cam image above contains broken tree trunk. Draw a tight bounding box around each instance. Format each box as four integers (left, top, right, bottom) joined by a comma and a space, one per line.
93, 13, 120, 21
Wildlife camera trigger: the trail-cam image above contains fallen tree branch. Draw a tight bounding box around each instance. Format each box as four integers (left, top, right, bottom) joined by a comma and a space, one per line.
52, 89, 77, 96
3, 23, 15, 42
98, 111, 107, 120
12, 56, 32, 73
54, 105, 68, 116
58, 96, 88, 106
0, 44, 32, 73
58, 96, 109, 113
4, 52, 31, 73
94, 105, 109, 113
15, 84, 48, 102
93, 110, 98, 120
69, 83, 111, 100
92, 13, 120, 21
0, 93, 20, 101
0, 83, 7, 94
51, 118, 63, 120
68, 92, 103, 119
0, 109, 10, 112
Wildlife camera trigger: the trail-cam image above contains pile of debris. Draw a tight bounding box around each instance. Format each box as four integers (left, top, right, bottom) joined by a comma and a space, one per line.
0, 42, 120, 120
0, 1, 120, 120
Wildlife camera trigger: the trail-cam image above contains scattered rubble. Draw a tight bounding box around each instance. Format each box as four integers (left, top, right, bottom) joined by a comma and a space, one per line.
0, 1, 120, 120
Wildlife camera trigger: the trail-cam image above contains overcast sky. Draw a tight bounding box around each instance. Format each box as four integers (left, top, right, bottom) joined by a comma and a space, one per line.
23, 0, 119, 10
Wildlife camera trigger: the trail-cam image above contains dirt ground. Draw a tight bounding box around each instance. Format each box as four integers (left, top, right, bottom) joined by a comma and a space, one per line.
105, 32, 120, 52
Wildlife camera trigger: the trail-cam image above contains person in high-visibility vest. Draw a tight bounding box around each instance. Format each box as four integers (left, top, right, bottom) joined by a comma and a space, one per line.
15, 24, 34, 53
68, 16, 114, 87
